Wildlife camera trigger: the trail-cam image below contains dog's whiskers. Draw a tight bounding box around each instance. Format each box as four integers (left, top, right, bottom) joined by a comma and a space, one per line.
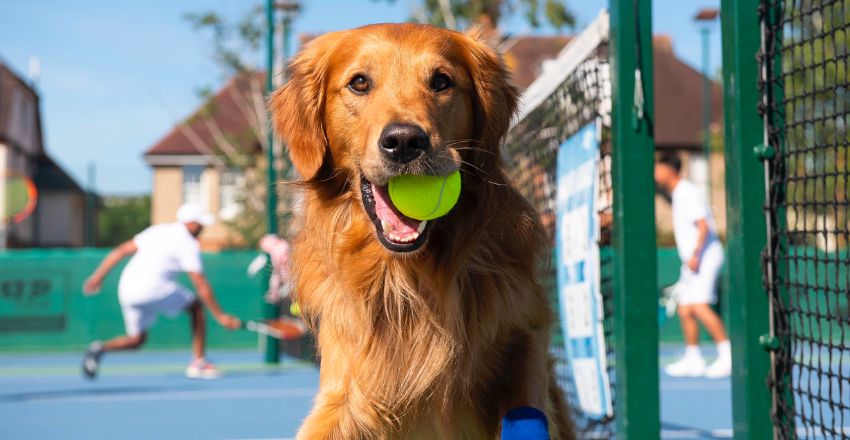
319, 167, 347, 183
457, 159, 486, 174
457, 160, 508, 187
441, 139, 484, 147
452, 146, 494, 155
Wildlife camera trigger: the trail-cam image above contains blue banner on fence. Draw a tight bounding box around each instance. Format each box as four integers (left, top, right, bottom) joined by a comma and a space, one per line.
555, 122, 612, 418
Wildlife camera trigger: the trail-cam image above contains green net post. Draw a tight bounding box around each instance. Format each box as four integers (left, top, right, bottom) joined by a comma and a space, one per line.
720, 0, 774, 437
758, 0, 796, 435
263, 0, 280, 365
609, 1, 659, 438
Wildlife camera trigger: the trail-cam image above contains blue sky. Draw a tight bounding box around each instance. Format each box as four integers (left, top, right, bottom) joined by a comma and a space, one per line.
0, 0, 720, 195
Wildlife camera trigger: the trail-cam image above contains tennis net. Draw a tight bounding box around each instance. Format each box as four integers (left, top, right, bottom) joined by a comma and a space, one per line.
759, 0, 850, 437
504, 11, 615, 438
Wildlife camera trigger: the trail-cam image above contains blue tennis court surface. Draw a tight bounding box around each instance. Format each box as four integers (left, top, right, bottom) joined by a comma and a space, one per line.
0, 350, 315, 440
659, 344, 732, 439
0, 345, 733, 439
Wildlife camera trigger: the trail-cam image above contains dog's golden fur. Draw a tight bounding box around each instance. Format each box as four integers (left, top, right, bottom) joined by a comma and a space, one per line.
270, 23, 574, 439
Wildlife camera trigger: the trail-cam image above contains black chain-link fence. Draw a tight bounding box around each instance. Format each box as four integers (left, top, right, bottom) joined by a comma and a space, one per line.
504, 46, 615, 439
759, 0, 850, 437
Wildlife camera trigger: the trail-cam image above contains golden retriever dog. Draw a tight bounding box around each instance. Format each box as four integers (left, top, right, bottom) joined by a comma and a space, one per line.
270, 23, 574, 439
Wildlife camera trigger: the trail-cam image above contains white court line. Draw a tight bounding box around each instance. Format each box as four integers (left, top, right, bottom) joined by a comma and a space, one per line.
662, 429, 732, 438
224, 426, 850, 440
221, 438, 294, 440
660, 381, 732, 391
663, 427, 850, 438
15, 387, 316, 404
795, 426, 850, 436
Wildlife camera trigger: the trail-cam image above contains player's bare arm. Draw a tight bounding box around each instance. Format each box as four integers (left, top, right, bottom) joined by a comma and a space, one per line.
83, 240, 138, 295
187, 272, 241, 329
688, 219, 710, 273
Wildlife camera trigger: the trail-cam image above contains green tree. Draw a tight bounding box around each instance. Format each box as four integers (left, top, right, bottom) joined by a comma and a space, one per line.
96, 196, 151, 247
400, 0, 575, 31
183, 6, 286, 247
372, 0, 575, 30
769, 0, 850, 249
183, 6, 264, 76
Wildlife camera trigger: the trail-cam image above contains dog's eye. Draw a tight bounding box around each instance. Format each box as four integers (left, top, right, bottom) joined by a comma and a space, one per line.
430, 73, 453, 93
348, 75, 371, 94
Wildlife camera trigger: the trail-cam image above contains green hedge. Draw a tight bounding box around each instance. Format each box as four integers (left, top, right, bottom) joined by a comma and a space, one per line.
0, 247, 737, 352
0, 249, 266, 352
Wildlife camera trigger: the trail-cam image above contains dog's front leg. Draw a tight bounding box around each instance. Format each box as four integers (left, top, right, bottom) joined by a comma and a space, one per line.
509, 327, 548, 411
297, 390, 358, 440
297, 388, 387, 440
500, 327, 575, 440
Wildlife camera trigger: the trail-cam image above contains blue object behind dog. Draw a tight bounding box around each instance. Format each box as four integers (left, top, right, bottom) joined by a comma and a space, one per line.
501, 406, 550, 439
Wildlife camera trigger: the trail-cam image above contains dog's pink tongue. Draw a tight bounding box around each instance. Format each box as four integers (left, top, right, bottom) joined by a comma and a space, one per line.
372, 183, 420, 236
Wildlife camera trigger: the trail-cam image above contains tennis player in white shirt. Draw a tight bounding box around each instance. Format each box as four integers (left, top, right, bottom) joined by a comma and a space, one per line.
81, 203, 241, 379
655, 154, 731, 379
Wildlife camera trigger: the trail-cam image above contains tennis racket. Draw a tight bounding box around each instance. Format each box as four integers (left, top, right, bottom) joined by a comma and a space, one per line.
242, 317, 306, 340
2, 172, 38, 224
658, 281, 682, 326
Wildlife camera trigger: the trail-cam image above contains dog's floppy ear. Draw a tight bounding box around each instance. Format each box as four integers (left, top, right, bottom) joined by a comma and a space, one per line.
269, 33, 342, 180
459, 29, 519, 148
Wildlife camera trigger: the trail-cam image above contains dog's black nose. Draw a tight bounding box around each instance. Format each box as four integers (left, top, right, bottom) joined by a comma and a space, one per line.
378, 123, 430, 163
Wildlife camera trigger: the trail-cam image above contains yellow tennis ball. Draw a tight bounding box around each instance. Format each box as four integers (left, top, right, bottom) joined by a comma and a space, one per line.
388, 171, 461, 220
289, 302, 301, 317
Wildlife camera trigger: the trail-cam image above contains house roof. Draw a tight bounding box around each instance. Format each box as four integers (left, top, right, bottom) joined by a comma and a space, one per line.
501, 35, 574, 90
652, 35, 723, 150
34, 154, 85, 193
1, 61, 85, 196
145, 71, 264, 159
503, 34, 723, 150
0, 62, 45, 157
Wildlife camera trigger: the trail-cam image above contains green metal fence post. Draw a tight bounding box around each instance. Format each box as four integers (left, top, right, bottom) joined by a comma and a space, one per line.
277, 1, 299, 231
700, 25, 713, 193
720, 0, 774, 437
761, 0, 795, 435
263, 0, 280, 365
609, 1, 659, 438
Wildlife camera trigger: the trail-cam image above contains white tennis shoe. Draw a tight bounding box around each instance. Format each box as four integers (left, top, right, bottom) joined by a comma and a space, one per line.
704, 356, 732, 379
186, 358, 222, 379
664, 355, 706, 377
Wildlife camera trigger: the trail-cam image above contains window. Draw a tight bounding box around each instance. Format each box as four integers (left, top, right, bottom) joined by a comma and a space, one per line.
182, 165, 206, 208
8, 90, 37, 154
219, 168, 243, 221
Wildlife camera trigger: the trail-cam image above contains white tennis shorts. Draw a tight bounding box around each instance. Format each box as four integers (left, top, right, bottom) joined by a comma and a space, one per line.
676, 242, 724, 306
119, 284, 196, 336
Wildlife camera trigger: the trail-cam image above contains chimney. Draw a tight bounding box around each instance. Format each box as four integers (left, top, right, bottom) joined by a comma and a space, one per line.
28, 56, 41, 88
653, 35, 674, 53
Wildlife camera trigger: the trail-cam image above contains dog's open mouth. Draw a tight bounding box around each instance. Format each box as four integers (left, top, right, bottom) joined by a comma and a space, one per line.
360, 177, 430, 253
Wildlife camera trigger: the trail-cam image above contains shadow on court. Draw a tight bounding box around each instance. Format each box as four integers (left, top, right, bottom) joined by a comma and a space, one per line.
1, 385, 179, 403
